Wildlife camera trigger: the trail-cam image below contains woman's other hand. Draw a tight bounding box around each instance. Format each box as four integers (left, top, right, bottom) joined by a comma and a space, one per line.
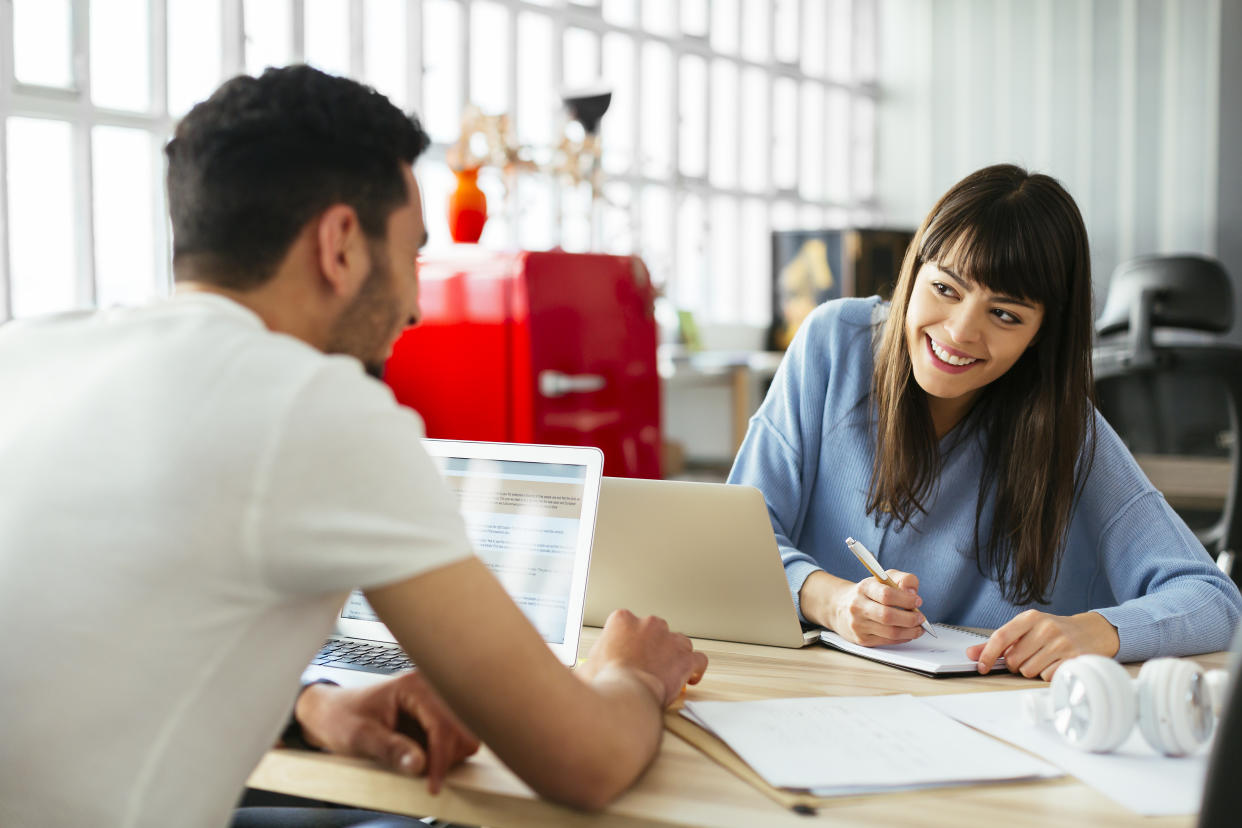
967, 610, 1121, 681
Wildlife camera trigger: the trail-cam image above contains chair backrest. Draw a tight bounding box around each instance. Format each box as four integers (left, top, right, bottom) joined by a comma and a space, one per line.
1097, 255, 1232, 339
1093, 256, 1242, 579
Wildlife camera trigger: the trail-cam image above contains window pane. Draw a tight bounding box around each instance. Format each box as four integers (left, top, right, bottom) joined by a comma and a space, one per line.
418, 159, 455, 252
305, 0, 351, 77
771, 200, 797, 232
827, 0, 852, 81
168, 0, 222, 115
799, 82, 825, 200
639, 42, 672, 178
640, 186, 672, 288
601, 182, 633, 255
852, 95, 876, 201
13, 0, 73, 88
7, 118, 77, 317
480, 171, 509, 248
516, 174, 555, 251
602, 0, 637, 28
709, 196, 739, 321
741, 199, 770, 325
801, 0, 827, 78
773, 0, 798, 64
825, 88, 850, 202
740, 68, 768, 192
471, 1, 509, 115
364, 0, 407, 108
709, 59, 738, 188
561, 181, 591, 252
601, 34, 635, 175
245, 0, 292, 75
741, 0, 770, 63
93, 127, 156, 308
641, 0, 675, 36
772, 78, 798, 190
563, 28, 599, 90
855, 0, 877, 82
517, 14, 556, 148
674, 193, 705, 311
422, 0, 462, 143
710, 0, 739, 55
678, 56, 706, 179
681, 0, 708, 37
91, 0, 149, 110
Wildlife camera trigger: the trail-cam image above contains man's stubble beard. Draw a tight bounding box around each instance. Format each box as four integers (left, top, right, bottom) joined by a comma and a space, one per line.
324, 241, 403, 379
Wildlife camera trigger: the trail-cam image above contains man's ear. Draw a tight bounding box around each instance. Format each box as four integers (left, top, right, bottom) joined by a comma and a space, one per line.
315, 204, 370, 298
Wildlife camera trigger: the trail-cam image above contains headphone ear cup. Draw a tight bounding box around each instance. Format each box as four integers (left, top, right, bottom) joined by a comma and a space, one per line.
1049, 655, 1136, 752
1136, 658, 1213, 756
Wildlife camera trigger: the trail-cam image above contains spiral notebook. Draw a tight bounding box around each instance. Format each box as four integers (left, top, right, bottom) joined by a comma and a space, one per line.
817, 624, 1003, 677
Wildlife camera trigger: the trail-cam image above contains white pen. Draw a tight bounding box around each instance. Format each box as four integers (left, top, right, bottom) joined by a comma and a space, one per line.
845, 537, 938, 639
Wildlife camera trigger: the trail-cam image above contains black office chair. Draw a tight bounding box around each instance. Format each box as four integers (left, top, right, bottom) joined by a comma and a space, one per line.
1093, 255, 1242, 587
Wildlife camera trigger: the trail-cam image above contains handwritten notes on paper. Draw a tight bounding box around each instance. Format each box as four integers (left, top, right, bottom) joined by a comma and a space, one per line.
681, 694, 1060, 795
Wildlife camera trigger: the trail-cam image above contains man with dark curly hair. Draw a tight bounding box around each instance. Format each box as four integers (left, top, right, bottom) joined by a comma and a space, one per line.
0, 65, 706, 828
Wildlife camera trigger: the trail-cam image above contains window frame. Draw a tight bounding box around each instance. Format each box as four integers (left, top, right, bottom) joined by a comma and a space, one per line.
0, 0, 879, 328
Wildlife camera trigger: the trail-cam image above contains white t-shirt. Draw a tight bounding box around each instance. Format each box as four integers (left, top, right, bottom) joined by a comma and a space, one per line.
0, 293, 473, 828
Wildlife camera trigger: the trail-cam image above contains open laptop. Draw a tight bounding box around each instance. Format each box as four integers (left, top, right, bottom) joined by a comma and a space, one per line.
583, 477, 818, 648
303, 439, 604, 687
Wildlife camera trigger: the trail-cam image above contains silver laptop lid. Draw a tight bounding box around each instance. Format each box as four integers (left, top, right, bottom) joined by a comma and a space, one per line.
583, 477, 810, 648
334, 439, 604, 667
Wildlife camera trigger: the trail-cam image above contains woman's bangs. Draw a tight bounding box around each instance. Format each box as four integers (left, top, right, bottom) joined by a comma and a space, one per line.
920, 209, 1059, 308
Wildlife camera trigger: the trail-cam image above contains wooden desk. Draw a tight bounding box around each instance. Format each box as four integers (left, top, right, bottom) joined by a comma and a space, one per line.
1135, 453, 1231, 512
248, 631, 1227, 827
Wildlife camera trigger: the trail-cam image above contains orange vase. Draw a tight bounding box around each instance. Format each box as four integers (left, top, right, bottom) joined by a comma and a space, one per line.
447, 168, 488, 243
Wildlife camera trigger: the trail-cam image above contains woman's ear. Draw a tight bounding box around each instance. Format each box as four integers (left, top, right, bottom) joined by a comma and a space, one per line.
315, 204, 371, 298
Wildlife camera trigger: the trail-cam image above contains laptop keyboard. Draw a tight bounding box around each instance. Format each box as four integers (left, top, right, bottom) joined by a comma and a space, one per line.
312, 639, 414, 675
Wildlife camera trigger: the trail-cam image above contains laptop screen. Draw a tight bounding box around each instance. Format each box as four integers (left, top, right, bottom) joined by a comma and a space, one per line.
335, 439, 604, 666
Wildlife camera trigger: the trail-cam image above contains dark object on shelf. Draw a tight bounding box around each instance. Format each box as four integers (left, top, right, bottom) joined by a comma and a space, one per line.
1093, 255, 1242, 585
768, 228, 913, 350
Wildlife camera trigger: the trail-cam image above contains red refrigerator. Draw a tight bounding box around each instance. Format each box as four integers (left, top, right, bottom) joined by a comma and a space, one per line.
383, 249, 662, 478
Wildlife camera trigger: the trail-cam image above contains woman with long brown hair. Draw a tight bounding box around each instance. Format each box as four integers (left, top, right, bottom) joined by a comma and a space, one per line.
729, 164, 1240, 680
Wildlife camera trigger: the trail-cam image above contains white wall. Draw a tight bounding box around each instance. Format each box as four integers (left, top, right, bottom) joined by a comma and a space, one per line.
876, 0, 1230, 329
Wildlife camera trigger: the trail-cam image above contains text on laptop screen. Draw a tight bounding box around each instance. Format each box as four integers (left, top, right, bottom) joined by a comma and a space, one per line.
341, 456, 588, 646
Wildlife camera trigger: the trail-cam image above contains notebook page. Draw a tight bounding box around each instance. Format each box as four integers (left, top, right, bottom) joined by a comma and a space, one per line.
818, 624, 1002, 674
681, 694, 1059, 792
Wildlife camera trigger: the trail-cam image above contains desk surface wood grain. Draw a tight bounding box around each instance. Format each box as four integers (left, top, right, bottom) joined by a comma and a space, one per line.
248, 629, 1228, 828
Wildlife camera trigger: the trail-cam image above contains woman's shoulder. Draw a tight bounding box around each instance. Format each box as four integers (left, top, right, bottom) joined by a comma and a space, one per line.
798, 296, 885, 346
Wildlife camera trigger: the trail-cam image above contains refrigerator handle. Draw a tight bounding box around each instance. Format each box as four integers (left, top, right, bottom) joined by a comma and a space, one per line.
538, 370, 607, 398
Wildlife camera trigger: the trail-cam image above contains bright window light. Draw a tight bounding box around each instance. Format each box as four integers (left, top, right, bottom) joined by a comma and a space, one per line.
91, 0, 150, 111
93, 127, 157, 308
13, 0, 73, 89
7, 118, 77, 318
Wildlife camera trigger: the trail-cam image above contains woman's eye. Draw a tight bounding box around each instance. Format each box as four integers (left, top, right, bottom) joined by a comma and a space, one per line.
993, 308, 1020, 324
931, 281, 956, 298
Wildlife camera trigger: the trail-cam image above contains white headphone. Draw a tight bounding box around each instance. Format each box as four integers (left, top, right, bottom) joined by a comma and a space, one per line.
1025, 655, 1230, 756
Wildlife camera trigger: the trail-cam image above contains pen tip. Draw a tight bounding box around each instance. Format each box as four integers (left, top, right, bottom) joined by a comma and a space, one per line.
845, 537, 855, 545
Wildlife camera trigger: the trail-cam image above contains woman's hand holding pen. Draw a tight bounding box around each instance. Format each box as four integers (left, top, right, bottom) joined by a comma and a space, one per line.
799, 569, 930, 646
967, 609, 1121, 681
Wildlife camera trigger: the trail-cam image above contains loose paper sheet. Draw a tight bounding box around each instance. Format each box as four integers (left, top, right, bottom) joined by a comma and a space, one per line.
682, 694, 1060, 794
925, 689, 1210, 816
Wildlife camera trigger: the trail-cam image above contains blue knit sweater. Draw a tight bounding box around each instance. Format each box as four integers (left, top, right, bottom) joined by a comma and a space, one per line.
728, 297, 1242, 662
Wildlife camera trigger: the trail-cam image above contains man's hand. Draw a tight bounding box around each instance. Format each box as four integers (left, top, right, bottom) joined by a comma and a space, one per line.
292, 670, 480, 793
578, 609, 708, 707
801, 569, 927, 646
967, 610, 1121, 681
